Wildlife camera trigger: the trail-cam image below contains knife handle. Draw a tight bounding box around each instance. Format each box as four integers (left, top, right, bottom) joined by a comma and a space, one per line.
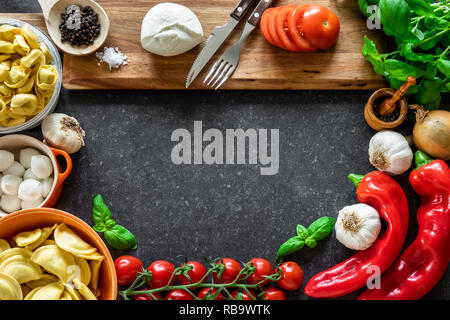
248, 0, 274, 26
231, 0, 257, 20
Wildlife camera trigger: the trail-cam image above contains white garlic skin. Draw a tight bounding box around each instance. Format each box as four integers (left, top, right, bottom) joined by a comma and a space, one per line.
0, 150, 14, 171
369, 130, 413, 175
3, 161, 25, 177
20, 148, 41, 169
335, 203, 381, 250
30, 155, 53, 179
1, 175, 22, 196
42, 113, 85, 154
21, 197, 44, 210
1, 194, 21, 213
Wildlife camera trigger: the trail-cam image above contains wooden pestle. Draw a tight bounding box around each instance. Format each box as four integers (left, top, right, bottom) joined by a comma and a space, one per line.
378, 76, 416, 115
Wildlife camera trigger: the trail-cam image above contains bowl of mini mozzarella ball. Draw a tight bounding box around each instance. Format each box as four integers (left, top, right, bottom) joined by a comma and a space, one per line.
0, 134, 71, 216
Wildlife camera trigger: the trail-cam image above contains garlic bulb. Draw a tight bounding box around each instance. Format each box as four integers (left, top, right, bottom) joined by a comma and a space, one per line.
368, 130, 413, 175
335, 203, 381, 250
41, 113, 85, 154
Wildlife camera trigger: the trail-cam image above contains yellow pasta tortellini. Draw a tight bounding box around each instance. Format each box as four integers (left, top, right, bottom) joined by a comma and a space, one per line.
36, 65, 57, 92
0, 24, 21, 42
54, 224, 98, 257
0, 41, 15, 54
0, 63, 9, 82
0, 272, 22, 300
13, 35, 30, 56
4, 65, 31, 88
25, 225, 57, 251
13, 228, 42, 247
20, 49, 44, 68
25, 281, 64, 300
0, 254, 42, 284
0, 239, 10, 253
10, 93, 38, 116
26, 274, 58, 289
31, 245, 76, 283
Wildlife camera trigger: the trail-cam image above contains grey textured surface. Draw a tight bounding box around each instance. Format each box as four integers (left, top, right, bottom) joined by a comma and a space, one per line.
2, 0, 449, 300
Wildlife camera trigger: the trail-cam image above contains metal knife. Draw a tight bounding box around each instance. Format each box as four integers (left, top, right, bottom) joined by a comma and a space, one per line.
186, 0, 257, 88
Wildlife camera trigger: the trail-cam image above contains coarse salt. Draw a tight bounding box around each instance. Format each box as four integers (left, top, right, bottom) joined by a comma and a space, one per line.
95, 47, 129, 70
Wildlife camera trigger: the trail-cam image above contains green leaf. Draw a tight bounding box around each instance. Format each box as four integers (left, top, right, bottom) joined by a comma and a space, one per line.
399, 43, 435, 62
296, 225, 308, 239
92, 194, 112, 225
104, 225, 137, 250
105, 218, 116, 229
424, 17, 450, 30
437, 59, 450, 78
358, 0, 370, 18
378, 0, 411, 37
93, 222, 107, 233
307, 217, 336, 241
424, 63, 438, 80
419, 30, 442, 50
415, 79, 442, 108
276, 236, 304, 260
407, 0, 434, 17
383, 59, 425, 80
305, 238, 317, 248
362, 36, 385, 76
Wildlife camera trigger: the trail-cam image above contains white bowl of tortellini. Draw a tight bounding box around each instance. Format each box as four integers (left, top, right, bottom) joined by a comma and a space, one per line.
0, 208, 117, 300
0, 19, 62, 134
0, 134, 72, 216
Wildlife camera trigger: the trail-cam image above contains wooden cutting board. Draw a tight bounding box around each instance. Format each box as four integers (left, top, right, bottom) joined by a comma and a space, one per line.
2, 0, 387, 90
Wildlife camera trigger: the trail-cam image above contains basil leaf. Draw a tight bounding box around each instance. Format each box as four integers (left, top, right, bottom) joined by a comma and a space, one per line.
276, 236, 304, 260
92, 194, 112, 224
399, 43, 434, 63
358, 0, 370, 18
416, 79, 442, 108
307, 217, 336, 241
407, 0, 434, 17
296, 225, 308, 239
378, 0, 411, 37
383, 59, 425, 81
93, 222, 107, 233
305, 238, 317, 248
437, 59, 450, 78
104, 225, 137, 250
362, 36, 385, 76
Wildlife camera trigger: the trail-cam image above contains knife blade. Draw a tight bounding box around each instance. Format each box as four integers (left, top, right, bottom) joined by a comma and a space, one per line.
186, 0, 257, 88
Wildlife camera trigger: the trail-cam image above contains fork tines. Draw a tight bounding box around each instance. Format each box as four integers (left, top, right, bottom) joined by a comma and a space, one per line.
204, 59, 236, 90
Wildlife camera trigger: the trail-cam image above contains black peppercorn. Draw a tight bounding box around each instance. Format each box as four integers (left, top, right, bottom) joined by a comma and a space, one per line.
59, 4, 101, 46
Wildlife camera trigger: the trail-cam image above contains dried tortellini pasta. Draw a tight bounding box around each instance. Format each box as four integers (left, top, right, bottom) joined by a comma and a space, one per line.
0, 224, 104, 300
0, 24, 58, 128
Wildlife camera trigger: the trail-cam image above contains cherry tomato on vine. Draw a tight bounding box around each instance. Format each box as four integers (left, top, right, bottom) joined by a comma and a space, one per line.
147, 260, 175, 289
231, 290, 256, 300
302, 5, 340, 49
166, 289, 195, 300
114, 255, 143, 286
198, 288, 226, 300
263, 286, 287, 300
178, 261, 207, 285
213, 258, 242, 284
134, 290, 163, 300
246, 258, 273, 286
276, 261, 304, 291
288, 5, 318, 53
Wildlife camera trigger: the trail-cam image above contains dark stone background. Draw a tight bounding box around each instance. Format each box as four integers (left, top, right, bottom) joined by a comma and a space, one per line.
2, 0, 449, 300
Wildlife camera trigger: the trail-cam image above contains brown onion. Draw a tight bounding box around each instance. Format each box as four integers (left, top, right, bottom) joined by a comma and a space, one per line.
412, 105, 450, 161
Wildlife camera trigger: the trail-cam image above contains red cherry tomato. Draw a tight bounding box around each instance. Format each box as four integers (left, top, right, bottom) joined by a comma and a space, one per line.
231, 290, 256, 300
147, 260, 175, 289
288, 5, 318, 53
302, 5, 340, 49
198, 288, 226, 300
263, 286, 287, 300
213, 258, 242, 284
134, 290, 163, 300
276, 261, 304, 291
114, 255, 143, 286
246, 258, 273, 286
275, 5, 302, 52
166, 289, 195, 300
178, 261, 207, 285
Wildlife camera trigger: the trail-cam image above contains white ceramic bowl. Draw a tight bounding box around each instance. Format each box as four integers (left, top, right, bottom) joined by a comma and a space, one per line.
0, 18, 62, 134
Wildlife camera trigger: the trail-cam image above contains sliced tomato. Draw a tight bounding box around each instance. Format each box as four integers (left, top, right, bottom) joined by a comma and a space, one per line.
288, 5, 318, 53
302, 5, 340, 50
275, 5, 302, 52
260, 8, 276, 46
267, 7, 287, 50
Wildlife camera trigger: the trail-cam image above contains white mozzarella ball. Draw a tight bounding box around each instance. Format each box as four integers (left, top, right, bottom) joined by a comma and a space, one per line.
19, 148, 41, 169
23, 168, 41, 181
1, 175, 22, 195
21, 197, 44, 210
1, 194, 21, 213
18, 179, 42, 201
0, 150, 14, 172
41, 177, 53, 198
30, 155, 53, 179
0, 208, 7, 217
3, 161, 25, 177
0, 174, 2, 197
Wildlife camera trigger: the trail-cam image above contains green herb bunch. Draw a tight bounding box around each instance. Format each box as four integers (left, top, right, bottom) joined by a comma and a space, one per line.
359, 0, 449, 109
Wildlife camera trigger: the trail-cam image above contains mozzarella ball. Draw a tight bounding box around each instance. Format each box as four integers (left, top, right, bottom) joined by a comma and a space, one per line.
41, 177, 53, 198
1, 175, 22, 195
19, 148, 41, 169
23, 168, 41, 181
30, 155, 53, 179
0, 208, 7, 217
0, 150, 14, 172
0, 174, 2, 197
18, 179, 42, 201
1, 194, 21, 213
21, 197, 44, 210
3, 161, 25, 177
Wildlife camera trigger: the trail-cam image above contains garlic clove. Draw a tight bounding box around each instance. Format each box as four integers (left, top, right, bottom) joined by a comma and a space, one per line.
41, 113, 85, 154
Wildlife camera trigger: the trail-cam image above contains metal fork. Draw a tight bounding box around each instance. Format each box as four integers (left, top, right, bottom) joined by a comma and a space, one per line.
204, 0, 274, 90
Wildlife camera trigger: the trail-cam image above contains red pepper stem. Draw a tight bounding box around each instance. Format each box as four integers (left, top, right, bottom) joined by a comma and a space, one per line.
348, 174, 364, 188
415, 151, 434, 169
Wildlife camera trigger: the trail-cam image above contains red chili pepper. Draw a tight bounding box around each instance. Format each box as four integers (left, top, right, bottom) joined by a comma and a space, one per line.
359, 151, 450, 300
304, 171, 409, 298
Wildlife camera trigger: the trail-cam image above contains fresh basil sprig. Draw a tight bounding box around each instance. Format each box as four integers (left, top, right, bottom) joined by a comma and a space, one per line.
92, 194, 137, 250
276, 217, 335, 261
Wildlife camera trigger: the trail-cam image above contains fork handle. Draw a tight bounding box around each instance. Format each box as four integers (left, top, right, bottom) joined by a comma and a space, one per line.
248, 0, 275, 26
231, 0, 257, 20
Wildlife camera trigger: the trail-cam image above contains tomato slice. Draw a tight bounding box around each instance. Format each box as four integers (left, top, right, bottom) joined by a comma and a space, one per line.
267, 7, 287, 50
302, 5, 340, 50
275, 5, 302, 52
260, 8, 276, 46
288, 5, 318, 53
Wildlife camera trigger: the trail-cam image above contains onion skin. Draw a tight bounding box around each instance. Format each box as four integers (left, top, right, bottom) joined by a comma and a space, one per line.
413, 110, 450, 161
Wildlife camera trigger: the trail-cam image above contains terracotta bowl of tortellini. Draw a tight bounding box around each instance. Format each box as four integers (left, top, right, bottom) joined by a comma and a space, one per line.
0, 208, 117, 300
0, 19, 62, 134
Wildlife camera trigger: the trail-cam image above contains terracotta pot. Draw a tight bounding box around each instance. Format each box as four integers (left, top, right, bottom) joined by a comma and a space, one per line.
0, 208, 117, 300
